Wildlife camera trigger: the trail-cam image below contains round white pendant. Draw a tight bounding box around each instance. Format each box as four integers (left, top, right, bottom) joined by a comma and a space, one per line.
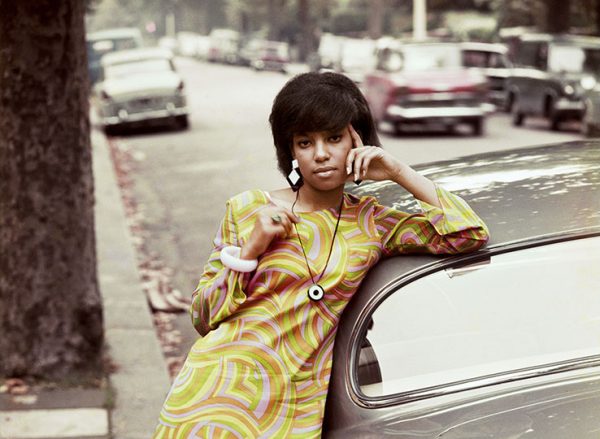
308, 284, 325, 301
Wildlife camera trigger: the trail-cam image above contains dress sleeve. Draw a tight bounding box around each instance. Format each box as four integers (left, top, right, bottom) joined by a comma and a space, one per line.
374, 185, 489, 257
190, 198, 251, 336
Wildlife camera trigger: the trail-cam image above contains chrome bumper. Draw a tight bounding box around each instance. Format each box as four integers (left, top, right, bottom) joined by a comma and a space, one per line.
102, 106, 188, 126
555, 98, 585, 111
386, 104, 487, 120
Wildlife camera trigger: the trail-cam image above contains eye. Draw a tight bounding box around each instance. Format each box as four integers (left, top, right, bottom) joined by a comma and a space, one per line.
296, 138, 311, 148
329, 134, 343, 143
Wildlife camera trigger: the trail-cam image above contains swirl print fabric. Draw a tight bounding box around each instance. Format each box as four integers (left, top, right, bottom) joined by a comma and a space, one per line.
153, 187, 489, 438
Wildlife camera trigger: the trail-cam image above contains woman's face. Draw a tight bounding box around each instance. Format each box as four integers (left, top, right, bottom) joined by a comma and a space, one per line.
291, 126, 353, 192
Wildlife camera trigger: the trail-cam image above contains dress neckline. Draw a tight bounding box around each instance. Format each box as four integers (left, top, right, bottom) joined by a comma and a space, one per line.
262, 189, 347, 215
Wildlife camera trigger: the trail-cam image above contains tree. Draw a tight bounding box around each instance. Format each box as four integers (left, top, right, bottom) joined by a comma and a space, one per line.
0, 0, 103, 379
544, 0, 570, 32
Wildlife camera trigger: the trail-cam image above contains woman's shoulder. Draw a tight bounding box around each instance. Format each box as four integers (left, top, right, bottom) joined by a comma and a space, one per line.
345, 191, 378, 209
226, 189, 270, 211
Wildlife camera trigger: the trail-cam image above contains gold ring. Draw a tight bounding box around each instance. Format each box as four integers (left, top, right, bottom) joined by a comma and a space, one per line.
271, 214, 283, 224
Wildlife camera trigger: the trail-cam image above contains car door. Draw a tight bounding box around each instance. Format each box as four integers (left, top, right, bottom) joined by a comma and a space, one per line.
324, 234, 600, 438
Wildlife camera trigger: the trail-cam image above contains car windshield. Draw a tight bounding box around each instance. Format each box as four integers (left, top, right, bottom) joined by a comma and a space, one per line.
549, 44, 600, 73
356, 236, 600, 399
105, 58, 172, 79
402, 44, 462, 71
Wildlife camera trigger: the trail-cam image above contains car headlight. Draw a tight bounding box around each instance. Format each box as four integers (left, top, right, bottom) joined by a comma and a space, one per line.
563, 84, 575, 95
581, 76, 597, 91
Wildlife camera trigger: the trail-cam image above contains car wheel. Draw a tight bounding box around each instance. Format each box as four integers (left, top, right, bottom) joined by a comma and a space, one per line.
511, 97, 524, 126
504, 92, 514, 113
583, 122, 600, 137
471, 118, 485, 136
175, 115, 189, 130
545, 97, 562, 131
103, 125, 120, 136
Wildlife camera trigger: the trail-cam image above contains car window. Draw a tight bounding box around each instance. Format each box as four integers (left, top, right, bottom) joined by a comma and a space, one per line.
105, 58, 173, 78
549, 45, 586, 73
356, 236, 600, 399
548, 44, 600, 73
516, 41, 545, 68
402, 45, 461, 71
462, 50, 489, 68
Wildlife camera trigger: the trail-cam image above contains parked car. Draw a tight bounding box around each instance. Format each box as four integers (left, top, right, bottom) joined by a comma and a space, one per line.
309, 33, 346, 72
86, 27, 143, 85
460, 41, 513, 111
507, 33, 600, 130
335, 38, 377, 83
207, 28, 241, 64
94, 47, 189, 134
582, 82, 600, 136
324, 140, 600, 438
363, 41, 489, 135
249, 41, 290, 72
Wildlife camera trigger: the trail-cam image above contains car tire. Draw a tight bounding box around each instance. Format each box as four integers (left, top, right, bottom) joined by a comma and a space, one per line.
512, 97, 525, 126
175, 115, 189, 130
103, 125, 120, 136
504, 92, 514, 113
583, 122, 600, 137
471, 118, 485, 136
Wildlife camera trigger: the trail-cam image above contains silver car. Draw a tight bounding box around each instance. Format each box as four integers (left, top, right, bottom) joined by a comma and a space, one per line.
94, 47, 189, 134
324, 140, 600, 437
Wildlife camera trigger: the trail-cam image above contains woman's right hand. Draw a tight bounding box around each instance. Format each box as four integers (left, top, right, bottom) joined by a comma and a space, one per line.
240, 208, 299, 260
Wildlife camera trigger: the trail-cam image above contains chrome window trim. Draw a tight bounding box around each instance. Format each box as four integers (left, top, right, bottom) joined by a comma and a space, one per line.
348, 227, 600, 409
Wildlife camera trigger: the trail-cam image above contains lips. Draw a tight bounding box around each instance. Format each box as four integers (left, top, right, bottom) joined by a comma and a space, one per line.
314, 166, 336, 174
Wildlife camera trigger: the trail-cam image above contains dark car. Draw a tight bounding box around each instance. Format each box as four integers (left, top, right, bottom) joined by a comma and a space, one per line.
363, 41, 490, 136
86, 27, 143, 85
507, 33, 600, 130
460, 42, 513, 111
324, 140, 600, 438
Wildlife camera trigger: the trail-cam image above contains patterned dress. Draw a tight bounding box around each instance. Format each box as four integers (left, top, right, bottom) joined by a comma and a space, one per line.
153, 186, 489, 438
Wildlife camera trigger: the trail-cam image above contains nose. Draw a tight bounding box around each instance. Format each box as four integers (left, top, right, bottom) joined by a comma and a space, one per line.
313, 139, 330, 162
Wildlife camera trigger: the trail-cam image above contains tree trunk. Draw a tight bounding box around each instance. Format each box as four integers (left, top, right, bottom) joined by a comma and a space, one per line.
0, 0, 104, 379
368, 0, 385, 39
545, 0, 570, 33
297, 0, 311, 62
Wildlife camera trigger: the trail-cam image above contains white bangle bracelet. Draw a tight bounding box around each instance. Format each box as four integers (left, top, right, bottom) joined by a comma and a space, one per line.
220, 245, 258, 273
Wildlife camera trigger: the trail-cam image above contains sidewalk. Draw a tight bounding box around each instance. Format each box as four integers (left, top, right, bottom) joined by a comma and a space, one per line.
0, 129, 170, 439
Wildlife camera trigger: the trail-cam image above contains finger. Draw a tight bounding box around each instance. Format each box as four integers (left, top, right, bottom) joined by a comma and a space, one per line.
281, 209, 300, 223
348, 124, 364, 148
346, 148, 357, 175
353, 148, 366, 181
360, 149, 378, 178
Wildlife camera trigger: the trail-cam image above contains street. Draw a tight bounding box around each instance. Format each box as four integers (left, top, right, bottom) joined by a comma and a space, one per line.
109, 57, 583, 356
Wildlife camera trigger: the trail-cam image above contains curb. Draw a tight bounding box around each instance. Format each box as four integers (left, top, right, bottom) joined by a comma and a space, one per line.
93, 128, 171, 438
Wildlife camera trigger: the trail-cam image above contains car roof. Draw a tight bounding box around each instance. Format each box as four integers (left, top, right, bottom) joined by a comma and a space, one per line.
87, 27, 142, 41
459, 41, 508, 54
518, 33, 600, 47
345, 140, 600, 304
101, 47, 173, 66
352, 140, 600, 248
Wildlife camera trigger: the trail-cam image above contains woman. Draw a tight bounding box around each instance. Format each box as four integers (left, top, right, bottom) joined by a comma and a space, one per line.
153, 72, 489, 438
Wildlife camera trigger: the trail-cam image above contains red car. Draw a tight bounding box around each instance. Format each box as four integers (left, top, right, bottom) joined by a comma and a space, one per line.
363, 42, 490, 136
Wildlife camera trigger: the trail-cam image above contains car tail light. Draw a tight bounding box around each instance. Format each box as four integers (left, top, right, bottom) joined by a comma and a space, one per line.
177, 82, 185, 92
100, 90, 111, 101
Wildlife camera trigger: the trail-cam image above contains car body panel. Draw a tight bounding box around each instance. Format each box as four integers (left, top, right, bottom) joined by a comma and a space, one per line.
86, 27, 143, 85
507, 34, 600, 129
460, 42, 513, 110
323, 141, 600, 437
94, 47, 189, 130
364, 42, 488, 134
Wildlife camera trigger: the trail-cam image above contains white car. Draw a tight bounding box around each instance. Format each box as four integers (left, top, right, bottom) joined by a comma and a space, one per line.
94, 47, 189, 134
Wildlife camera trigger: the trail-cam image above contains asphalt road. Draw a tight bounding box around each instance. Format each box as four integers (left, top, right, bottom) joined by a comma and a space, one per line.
109, 57, 583, 356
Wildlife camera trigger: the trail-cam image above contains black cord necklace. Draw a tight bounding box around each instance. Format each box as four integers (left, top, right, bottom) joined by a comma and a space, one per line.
291, 190, 344, 301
